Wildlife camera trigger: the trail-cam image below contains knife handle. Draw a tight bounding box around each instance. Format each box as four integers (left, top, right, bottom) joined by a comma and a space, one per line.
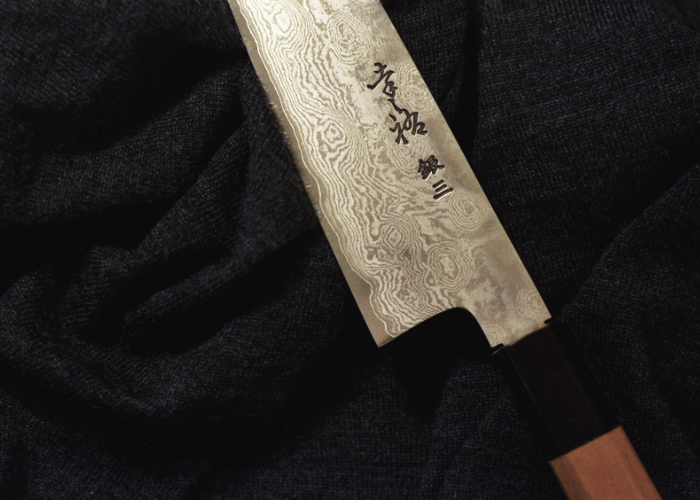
494, 321, 662, 500
550, 426, 661, 499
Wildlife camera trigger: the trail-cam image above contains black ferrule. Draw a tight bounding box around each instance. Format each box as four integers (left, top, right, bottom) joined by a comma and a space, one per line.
493, 320, 617, 460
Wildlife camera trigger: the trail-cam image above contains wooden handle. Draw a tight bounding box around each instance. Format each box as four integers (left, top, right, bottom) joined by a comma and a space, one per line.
550, 426, 662, 500
494, 322, 662, 499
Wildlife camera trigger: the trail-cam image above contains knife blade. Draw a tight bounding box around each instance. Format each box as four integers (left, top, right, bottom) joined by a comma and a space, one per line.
226, 1, 661, 498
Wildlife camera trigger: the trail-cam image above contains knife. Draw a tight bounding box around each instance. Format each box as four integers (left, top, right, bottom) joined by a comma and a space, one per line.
226, 1, 662, 498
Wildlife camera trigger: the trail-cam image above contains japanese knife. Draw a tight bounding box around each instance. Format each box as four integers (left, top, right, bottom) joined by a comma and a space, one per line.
226, 1, 662, 498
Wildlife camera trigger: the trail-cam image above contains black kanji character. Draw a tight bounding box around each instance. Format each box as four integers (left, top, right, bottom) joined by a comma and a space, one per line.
388, 99, 427, 139
432, 179, 454, 200
368, 63, 396, 98
418, 155, 445, 179
390, 122, 408, 144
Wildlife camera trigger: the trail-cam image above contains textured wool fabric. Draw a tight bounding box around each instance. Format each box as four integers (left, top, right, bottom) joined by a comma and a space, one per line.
1, 0, 699, 498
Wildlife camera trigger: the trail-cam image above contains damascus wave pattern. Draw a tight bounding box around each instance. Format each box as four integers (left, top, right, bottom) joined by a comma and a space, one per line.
231, 0, 550, 347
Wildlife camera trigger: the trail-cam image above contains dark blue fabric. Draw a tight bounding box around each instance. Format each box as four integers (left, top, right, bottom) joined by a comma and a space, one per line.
1, 0, 699, 498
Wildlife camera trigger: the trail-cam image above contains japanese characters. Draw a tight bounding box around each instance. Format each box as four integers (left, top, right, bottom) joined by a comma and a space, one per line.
368, 62, 454, 200
368, 63, 427, 145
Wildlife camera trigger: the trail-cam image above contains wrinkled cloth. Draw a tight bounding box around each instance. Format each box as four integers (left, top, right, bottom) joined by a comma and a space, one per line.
1, 0, 699, 498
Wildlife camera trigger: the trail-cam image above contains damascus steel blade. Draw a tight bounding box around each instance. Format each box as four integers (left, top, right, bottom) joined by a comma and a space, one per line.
228, 0, 550, 347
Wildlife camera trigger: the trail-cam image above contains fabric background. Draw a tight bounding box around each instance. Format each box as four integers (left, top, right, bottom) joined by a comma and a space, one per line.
1, 0, 699, 498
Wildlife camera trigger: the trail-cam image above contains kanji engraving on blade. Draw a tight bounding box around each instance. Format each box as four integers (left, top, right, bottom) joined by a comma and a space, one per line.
418, 155, 444, 179
369, 62, 428, 145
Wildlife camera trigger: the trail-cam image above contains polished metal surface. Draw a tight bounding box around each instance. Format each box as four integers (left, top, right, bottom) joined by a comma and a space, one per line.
228, 0, 550, 347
